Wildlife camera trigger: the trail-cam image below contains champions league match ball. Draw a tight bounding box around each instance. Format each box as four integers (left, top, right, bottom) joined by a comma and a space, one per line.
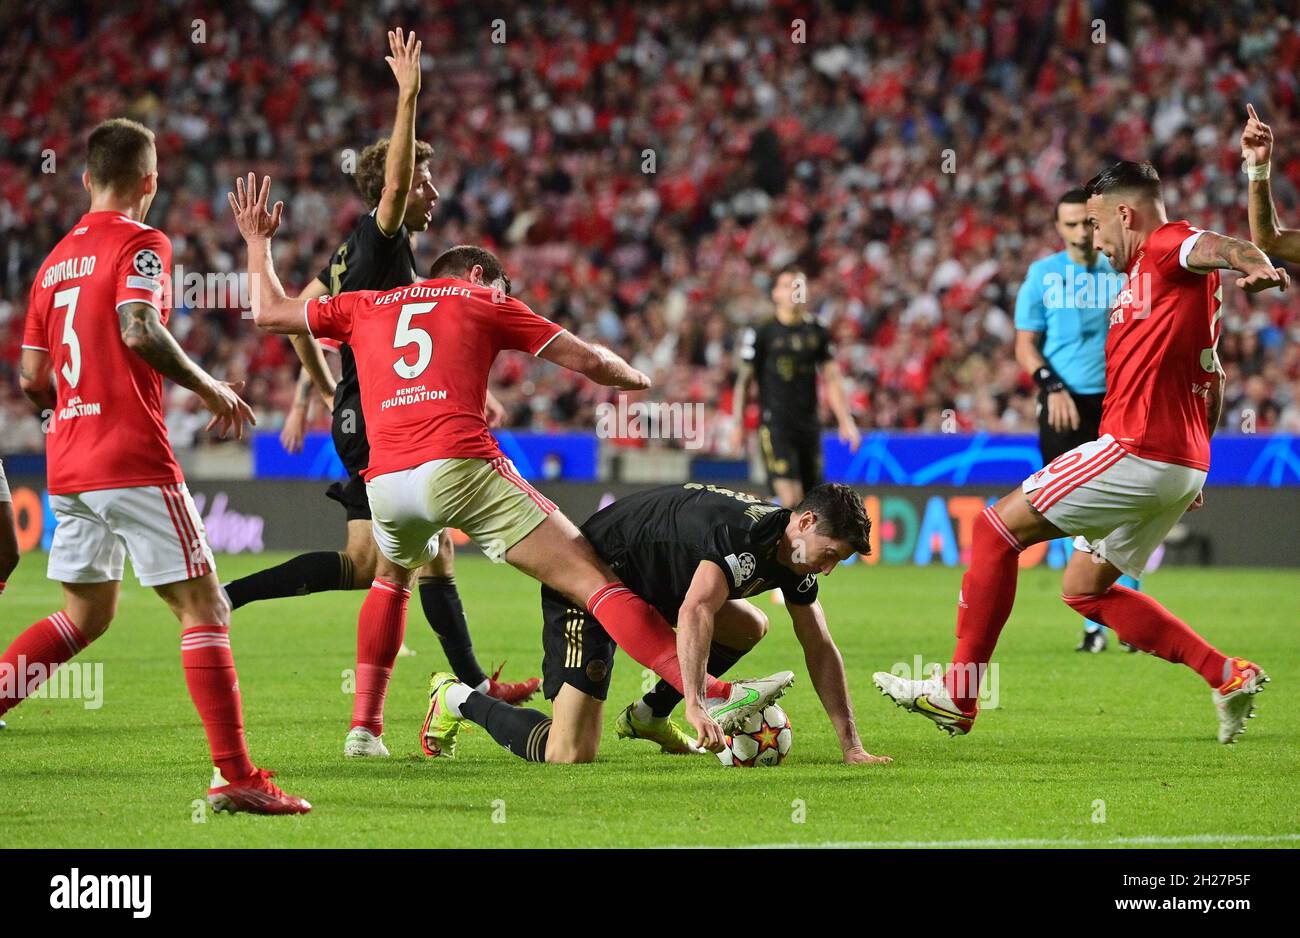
717, 705, 792, 767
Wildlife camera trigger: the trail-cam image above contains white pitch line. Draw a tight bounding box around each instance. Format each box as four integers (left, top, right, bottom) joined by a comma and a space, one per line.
665, 833, 1300, 849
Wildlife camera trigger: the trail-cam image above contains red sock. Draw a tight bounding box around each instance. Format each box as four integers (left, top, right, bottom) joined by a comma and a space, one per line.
351, 578, 409, 735
946, 507, 1023, 712
587, 583, 731, 699
1063, 586, 1226, 686
0, 611, 88, 717
181, 624, 255, 780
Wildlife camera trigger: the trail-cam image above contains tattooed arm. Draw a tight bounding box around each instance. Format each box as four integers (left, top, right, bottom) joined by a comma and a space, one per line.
118, 301, 256, 440
18, 348, 56, 412
1184, 231, 1290, 293
1247, 177, 1300, 262
1240, 104, 1300, 261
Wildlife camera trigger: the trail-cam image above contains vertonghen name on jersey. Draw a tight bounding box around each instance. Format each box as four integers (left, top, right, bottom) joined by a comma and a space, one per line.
374, 284, 472, 305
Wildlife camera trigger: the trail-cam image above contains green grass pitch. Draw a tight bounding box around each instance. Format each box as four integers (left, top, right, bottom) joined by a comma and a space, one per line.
1, 553, 1296, 849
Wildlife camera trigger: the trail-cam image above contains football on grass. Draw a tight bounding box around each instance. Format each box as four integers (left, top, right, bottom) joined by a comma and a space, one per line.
717, 705, 792, 767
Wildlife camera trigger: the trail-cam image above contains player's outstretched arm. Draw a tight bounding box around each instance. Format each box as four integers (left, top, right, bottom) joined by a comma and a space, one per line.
228, 173, 305, 333
536, 331, 651, 390
18, 348, 56, 412
821, 360, 862, 451
376, 27, 422, 237
1242, 104, 1300, 262
1184, 230, 1290, 293
730, 359, 752, 454
787, 599, 892, 765
118, 301, 256, 441
677, 561, 732, 752
289, 280, 337, 404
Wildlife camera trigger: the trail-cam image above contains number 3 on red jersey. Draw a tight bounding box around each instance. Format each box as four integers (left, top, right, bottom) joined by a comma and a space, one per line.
53, 286, 82, 388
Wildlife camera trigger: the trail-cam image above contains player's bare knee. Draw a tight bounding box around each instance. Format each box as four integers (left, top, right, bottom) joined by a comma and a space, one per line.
733, 607, 768, 648
374, 556, 414, 589
545, 738, 597, 764
349, 547, 378, 586
66, 606, 115, 640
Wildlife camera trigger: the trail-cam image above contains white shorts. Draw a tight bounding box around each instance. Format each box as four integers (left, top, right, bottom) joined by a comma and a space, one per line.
0, 459, 9, 502
366, 456, 555, 570
48, 483, 216, 587
1021, 435, 1206, 579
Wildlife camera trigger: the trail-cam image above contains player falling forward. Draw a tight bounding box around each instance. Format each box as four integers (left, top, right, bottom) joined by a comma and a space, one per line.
219, 31, 538, 742
2, 119, 308, 813
420, 483, 892, 765
230, 175, 795, 750
874, 161, 1286, 744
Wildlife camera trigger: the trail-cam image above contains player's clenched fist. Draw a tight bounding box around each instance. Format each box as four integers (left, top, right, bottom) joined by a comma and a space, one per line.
227, 172, 284, 243
1241, 103, 1273, 167
202, 379, 257, 442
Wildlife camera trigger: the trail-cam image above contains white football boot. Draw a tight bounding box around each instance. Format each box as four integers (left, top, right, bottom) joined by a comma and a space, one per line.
1213, 658, 1269, 744
343, 726, 391, 758
873, 666, 975, 736
706, 671, 795, 733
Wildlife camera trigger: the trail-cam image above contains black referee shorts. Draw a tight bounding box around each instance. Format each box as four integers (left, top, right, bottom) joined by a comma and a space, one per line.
1037, 390, 1105, 464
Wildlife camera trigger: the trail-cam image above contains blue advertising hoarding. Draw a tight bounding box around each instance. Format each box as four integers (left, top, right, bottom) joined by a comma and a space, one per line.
248, 430, 1300, 487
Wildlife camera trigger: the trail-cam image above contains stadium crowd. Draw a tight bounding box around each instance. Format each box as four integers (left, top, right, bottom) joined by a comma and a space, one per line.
2, 0, 1299, 456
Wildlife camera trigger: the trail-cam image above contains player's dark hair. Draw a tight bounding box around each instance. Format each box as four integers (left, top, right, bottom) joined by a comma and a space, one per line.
1055, 187, 1089, 218
354, 137, 435, 208
430, 244, 512, 294
86, 118, 155, 194
1083, 161, 1162, 202
796, 483, 872, 555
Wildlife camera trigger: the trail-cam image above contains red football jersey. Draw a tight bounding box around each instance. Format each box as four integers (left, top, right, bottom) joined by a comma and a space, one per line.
23, 211, 183, 495
306, 278, 564, 478
1099, 220, 1222, 471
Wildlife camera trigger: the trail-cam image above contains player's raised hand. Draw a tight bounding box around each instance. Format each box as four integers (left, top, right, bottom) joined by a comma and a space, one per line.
843, 746, 893, 766
227, 173, 284, 243
1235, 265, 1289, 293
385, 27, 422, 96
684, 702, 726, 753
202, 379, 258, 442
1241, 103, 1273, 167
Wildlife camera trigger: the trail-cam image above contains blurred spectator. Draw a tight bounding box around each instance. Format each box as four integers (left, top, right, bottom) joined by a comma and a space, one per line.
1, 0, 1298, 456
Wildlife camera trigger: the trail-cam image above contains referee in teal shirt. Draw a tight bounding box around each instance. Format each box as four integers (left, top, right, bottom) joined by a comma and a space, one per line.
1014, 187, 1139, 654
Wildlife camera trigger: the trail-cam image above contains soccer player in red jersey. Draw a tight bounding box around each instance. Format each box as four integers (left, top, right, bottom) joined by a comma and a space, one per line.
230, 174, 795, 757
875, 161, 1288, 744
3, 119, 309, 813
